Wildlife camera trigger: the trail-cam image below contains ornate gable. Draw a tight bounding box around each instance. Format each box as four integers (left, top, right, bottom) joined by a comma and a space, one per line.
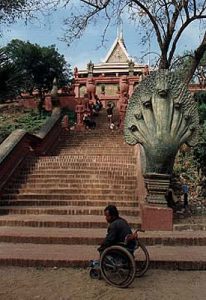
104, 37, 130, 63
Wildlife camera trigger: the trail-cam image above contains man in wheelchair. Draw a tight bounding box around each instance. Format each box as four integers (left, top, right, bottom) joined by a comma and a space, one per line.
97, 205, 137, 255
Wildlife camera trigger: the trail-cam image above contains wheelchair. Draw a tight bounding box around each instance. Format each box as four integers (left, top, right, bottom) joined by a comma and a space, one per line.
89, 230, 150, 288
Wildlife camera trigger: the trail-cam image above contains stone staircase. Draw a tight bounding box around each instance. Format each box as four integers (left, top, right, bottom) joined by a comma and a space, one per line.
0, 109, 206, 269
0, 109, 141, 265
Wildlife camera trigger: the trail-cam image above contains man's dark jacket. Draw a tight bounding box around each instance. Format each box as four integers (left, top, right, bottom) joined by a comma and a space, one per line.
98, 217, 136, 253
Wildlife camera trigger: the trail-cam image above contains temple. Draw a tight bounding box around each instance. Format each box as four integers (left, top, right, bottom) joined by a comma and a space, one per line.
73, 30, 150, 106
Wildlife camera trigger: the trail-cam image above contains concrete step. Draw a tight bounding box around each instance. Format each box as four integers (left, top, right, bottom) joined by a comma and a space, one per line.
0, 199, 139, 207
0, 205, 139, 216
1, 194, 136, 201
15, 170, 136, 176
6, 182, 137, 189
9, 175, 137, 182
22, 160, 137, 167
7, 179, 137, 187
0, 243, 205, 269
56, 151, 134, 155
5, 188, 135, 195
0, 214, 140, 229
24, 160, 137, 167
31, 155, 137, 162
56, 141, 126, 145
0, 227, 205, 246
23, 162, 136, 167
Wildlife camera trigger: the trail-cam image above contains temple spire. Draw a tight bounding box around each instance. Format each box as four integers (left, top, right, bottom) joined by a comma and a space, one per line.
117, 18, 124, 41
103, 19, 130, 63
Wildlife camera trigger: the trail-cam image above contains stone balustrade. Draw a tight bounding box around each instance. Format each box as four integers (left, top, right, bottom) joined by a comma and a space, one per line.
0, 108, 62, 192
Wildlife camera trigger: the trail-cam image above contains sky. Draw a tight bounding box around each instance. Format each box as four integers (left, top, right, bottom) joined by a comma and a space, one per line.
0, 3, 204, 72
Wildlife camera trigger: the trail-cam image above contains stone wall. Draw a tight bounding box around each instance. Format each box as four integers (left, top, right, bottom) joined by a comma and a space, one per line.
0, 108, 62, 192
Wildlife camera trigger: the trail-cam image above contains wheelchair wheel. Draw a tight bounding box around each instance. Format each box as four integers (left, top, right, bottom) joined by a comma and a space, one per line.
89, 268, 101, 280
135, 240, 150, 277
100, 245, 136, 288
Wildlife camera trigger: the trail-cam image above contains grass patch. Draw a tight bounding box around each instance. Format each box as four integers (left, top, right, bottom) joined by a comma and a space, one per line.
0, 109, 51, 144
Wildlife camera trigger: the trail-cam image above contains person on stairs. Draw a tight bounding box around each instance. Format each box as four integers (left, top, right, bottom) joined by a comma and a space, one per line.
83, 113, 96, 130
106, 103, 114, 127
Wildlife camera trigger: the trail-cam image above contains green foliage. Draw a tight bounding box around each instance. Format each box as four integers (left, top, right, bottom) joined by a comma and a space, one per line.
0, 110, 50, 143
193, 122, 206, 176
173, 50, 206, 83
194, 91, 206, 124
2, 39, 69, 98
0, 49, 25, 101
16, 110, 50, 132
172, 51, 194, 81
190, 92, 206, 176
0, 120, 16, 142
174, 150, 198, 180
0, 1, 27, 27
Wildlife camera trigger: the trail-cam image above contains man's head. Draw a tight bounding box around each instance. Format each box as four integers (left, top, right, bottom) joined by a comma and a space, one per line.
104, 205, 119, 223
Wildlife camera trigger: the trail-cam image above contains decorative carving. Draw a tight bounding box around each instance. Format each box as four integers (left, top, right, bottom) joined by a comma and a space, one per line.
128, 60, 135, 76
44, 94, 52, 112
74, 67, 79, 78
143, 65, 149, 76
75, 100, 85, 130
101, 84, 105, 94
144, 173, 171, 205
119, 75, 129, 101
86, 77, 96, 101
124, 70, 199, 175
108, 44, 128, 63
119, 102, 128, 129
119, 76, 129, 129
87, 61, 94, 75
50, 77, 59, 107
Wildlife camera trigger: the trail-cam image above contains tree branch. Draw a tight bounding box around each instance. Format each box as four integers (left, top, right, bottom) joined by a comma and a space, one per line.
132, 0, 163, 48
183, 31, 206, 85
80, 0, 110, 9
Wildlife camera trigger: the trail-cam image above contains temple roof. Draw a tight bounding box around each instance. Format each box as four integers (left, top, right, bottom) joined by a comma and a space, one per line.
103, 36, 130, 63
77, 30, 146, 76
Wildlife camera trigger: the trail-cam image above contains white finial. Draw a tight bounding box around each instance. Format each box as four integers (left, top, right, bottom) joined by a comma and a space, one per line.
117, 17, 123, 40
117, 25, 119, 38
119, 20, 123, 40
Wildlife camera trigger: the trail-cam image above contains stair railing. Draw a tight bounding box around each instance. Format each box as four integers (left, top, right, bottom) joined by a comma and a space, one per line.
0, 108, 62, 192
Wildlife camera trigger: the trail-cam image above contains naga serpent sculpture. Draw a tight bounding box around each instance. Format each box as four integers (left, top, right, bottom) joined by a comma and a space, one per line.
124, 69, 199, 176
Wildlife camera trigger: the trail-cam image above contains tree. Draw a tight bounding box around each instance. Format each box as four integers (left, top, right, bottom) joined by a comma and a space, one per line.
194, 91, 206, 124
193, 121, 206, 176
0, 40, 70, 103
60, 0, 206, 85
172, 50, 206, 86
4, 39, 70, 94
0, 49, 25, 102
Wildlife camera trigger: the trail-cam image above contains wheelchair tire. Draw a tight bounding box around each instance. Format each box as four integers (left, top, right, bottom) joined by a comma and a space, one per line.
100, 245, 136, 288
135, 240, 150, 277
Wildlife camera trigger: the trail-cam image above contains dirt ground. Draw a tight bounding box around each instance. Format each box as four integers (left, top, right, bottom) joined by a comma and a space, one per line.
0, 267, 205, 300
